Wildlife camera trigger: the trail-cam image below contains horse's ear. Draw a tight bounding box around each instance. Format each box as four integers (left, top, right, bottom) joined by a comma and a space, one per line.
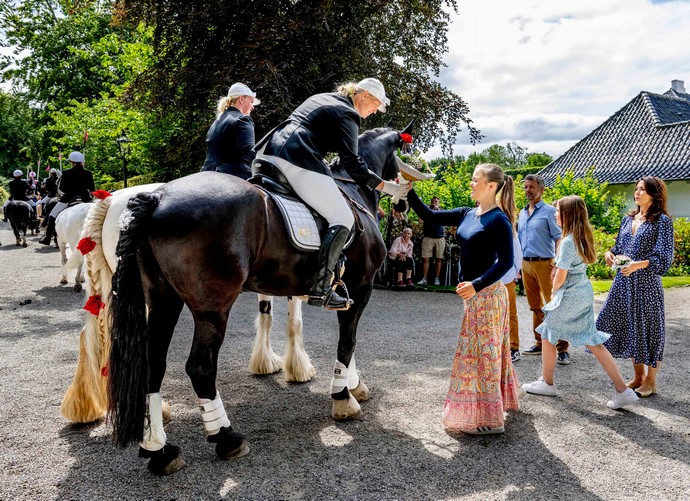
401, 120, 415, 135
386, 119, 394, 128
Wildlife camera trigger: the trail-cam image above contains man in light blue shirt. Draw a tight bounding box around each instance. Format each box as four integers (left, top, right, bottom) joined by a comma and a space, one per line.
518, 175, 570, 364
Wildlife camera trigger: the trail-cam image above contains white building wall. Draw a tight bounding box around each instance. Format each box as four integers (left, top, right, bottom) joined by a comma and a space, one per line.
607, 180, 690, 219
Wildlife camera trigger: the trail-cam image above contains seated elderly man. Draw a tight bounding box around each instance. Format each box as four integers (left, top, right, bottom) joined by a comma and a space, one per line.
388, 227, 415, 289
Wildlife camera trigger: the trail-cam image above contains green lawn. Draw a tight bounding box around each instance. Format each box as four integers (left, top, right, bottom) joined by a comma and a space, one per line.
591, 276, 690, 294
410, 276, 690, 295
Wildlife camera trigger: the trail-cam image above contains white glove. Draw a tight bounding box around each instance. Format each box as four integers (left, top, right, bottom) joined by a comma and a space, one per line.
380, 180, 410, 201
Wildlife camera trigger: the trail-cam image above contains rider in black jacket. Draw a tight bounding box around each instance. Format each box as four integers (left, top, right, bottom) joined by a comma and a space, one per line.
201, 82, 259, 179
39, 151, 95, 245
254, 78, 409, 311
3, 170, 35, 222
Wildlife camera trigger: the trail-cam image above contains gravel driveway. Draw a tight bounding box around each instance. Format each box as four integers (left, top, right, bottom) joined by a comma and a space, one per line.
1, 222, 689, 500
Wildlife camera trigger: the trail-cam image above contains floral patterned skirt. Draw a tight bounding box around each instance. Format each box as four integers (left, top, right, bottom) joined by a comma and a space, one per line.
442, 281, 520, 432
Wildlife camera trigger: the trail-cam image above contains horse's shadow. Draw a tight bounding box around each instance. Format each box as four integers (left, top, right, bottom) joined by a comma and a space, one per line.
54, 368, 600, 500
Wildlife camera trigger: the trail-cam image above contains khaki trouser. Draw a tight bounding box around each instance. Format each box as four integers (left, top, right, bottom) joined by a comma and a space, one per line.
522, 259, 569, 352
505, 280, 520, 351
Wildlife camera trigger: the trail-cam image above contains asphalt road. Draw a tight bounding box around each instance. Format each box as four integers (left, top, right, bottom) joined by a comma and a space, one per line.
1, 222, 689, 500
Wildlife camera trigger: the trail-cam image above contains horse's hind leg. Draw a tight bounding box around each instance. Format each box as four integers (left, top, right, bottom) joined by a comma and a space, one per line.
283, 297, 316, 383
138, 278, 186, 476
73, 258, 84, 292
249, 294, 283, 375
187, 304, 249, 461
59, 241, 68, 284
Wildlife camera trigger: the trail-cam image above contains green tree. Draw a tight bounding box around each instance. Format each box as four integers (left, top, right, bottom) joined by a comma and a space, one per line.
544, 169, 626, 233
0, 91, 37, 176
117, 0, 481, 174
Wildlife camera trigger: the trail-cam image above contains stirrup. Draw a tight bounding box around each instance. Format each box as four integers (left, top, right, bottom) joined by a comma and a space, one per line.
324, 280, 353, 311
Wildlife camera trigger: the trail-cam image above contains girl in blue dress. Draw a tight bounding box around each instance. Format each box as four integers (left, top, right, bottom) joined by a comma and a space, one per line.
596, 177, 674, 398
523, 195, 639, 410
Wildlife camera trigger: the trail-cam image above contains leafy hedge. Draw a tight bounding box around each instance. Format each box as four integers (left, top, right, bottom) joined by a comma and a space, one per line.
98, 172, 160, 191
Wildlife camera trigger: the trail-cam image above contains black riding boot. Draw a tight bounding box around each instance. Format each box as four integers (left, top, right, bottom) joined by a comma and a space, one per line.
39, 216, 56, 245
308, 225, 354, 311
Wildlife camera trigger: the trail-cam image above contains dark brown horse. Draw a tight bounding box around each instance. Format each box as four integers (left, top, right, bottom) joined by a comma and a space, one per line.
108, 126, 408, 475
5, 201, 33, 247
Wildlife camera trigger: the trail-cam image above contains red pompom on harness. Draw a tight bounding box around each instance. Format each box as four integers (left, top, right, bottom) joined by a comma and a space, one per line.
83, 295, 105, 316
91, 189, 112, 200
400, 133, 413, 143
101, 365, 109, 377
76, 236, 97, 255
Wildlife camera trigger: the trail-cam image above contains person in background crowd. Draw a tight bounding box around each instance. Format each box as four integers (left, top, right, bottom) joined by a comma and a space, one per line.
408, 163, 519, 435
388, 227, 415, 289
500, 193, 522, 363
201, 82, 259, 179
522, 195, 639, 410
39, 151, 94, 245
518, 174, 571, 364
597, 177, 674, 398
417, 196, 445, 286
3, 170, 36, 222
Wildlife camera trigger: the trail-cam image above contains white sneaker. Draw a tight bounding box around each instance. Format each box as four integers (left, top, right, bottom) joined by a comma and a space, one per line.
434, 277, 441, 286
417, 278, 427, 285
607, 388, 640, 410
522, 377, 557, 396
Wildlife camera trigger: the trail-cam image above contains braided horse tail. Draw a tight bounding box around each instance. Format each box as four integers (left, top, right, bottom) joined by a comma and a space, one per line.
60, 195, 113, 423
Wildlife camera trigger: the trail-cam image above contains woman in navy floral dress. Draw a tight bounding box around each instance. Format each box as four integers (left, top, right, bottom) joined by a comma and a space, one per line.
596, 177, 674, 398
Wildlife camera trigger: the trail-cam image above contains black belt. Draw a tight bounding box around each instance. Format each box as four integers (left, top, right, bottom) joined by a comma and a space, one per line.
523, 256, 552, 262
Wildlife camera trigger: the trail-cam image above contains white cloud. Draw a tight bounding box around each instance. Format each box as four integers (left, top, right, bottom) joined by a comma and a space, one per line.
433, 0, 690, 160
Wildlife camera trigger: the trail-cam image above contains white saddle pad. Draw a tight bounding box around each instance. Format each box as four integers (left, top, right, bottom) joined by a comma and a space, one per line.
270, 194, 321, 251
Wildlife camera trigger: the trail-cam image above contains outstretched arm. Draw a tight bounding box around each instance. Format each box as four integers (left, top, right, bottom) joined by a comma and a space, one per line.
407, 189, 467, 227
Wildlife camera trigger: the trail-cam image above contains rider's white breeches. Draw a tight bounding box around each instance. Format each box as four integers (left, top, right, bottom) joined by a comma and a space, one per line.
271, 164, 354, 230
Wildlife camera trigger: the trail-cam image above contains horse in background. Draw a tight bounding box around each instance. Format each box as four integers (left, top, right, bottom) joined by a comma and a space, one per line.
5, 200, 33, 247
108, 125, 408, 475
55, 203, 91, 292
60, 184, 166, 423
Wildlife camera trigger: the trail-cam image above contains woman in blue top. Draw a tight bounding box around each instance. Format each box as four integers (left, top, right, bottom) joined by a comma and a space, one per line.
596, 177, 674, 398
408, 163, 520, 435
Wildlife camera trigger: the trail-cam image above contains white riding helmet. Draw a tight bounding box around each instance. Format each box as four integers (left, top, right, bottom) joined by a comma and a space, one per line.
13, 169, 23, 177
68, 151, 85, 163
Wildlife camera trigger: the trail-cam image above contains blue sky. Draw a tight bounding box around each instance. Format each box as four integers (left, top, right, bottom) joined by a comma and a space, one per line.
430, 0, 690, 160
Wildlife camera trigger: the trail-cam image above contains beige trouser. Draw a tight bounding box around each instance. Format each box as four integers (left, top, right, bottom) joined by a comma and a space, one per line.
522, 259, 569, 352
505, 281, 519, 351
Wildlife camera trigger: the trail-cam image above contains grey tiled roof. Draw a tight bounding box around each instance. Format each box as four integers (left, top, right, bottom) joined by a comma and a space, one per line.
539, 90, 690, 185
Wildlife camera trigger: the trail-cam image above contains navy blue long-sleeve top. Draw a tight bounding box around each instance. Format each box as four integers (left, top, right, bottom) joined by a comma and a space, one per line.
408, 189, 514, 292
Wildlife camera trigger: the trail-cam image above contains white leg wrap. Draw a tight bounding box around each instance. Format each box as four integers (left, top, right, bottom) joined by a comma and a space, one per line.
198, 392, 231, 436
347, 355, 360, 390
140, 392, 166, 452
330, 360, 349, 394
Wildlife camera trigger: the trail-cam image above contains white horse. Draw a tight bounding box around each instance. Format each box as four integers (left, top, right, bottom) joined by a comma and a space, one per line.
61, 183, 316, 423
55, 203, 91, 292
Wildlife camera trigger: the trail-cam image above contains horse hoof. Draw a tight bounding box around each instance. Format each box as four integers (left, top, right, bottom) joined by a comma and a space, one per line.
22, 242, 27, 248
285, 366, 316, 383
73, 283, 82, 292
140, 444, 186, 476
60, 278, 68, 285
161, 401, 172, 425
217, 441, 250, 460
331, 395, 363, 421
349, 381, 370, 403
209, 427, 250, 460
